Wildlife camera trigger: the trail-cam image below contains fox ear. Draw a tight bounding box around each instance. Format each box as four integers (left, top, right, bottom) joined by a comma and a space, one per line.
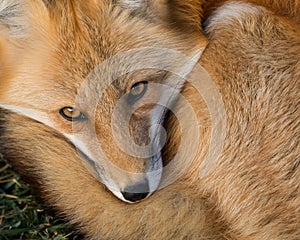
0, 0, 51, 88
0, 0, 51, 39
0, 1, 26, 84
0, 1, 28, 39
118, 0, 203, 33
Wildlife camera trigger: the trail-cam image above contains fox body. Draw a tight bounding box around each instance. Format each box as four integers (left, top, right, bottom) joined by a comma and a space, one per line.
0, 0, 300, 239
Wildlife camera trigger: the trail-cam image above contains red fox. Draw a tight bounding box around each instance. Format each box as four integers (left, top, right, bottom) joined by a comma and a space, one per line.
0, 0, 299, 239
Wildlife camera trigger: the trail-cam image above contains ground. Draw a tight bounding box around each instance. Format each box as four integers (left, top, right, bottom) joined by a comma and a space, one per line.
0, 155, 77, 240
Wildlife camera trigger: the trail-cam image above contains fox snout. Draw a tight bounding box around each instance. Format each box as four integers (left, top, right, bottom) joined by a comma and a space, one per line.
121, 179, 150, 202
94, 97, 168, 203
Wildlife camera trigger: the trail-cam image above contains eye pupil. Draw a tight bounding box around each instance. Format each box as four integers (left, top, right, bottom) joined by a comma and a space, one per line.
59, 107, 86, 121
128, 81, 148, 105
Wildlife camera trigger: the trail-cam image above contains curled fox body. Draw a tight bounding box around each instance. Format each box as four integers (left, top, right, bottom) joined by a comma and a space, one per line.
0, 0, 299, 239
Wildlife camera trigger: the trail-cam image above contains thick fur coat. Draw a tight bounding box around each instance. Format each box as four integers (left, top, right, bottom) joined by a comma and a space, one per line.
0, 0, 299, 239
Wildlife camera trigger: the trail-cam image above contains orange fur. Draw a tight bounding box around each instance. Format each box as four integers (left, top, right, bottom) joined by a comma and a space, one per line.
0, 1, 299, 239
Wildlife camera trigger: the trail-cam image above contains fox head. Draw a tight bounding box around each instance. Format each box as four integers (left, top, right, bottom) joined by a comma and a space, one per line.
0, 0, 207, 202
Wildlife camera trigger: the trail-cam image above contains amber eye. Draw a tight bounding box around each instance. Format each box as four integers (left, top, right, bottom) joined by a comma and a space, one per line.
127, 81, 148, 105
59, 107, 87, 122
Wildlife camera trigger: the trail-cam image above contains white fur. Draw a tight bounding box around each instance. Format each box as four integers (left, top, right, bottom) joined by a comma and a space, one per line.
0, 104, 54, 127
205, 2, 262, 32
118, 0, 146, 10
177, 49, 204, 84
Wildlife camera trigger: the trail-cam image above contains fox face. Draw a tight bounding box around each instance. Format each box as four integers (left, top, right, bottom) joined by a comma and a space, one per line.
0, 0, 207, 202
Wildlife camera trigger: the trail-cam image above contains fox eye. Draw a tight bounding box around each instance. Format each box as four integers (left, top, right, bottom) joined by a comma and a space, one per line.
59, 107, 87, 122
127, 81, 148, 105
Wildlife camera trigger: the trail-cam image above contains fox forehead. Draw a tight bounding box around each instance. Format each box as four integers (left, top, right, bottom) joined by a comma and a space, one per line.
50, 3, 183, 79
1, 0, 204, 113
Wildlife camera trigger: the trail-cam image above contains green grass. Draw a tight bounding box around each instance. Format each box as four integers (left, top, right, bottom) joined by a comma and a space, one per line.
0, 156, 77, 240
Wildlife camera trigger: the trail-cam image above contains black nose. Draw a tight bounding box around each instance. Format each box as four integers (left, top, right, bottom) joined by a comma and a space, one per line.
121, 182, 149, 202
121, 191, 149, 202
